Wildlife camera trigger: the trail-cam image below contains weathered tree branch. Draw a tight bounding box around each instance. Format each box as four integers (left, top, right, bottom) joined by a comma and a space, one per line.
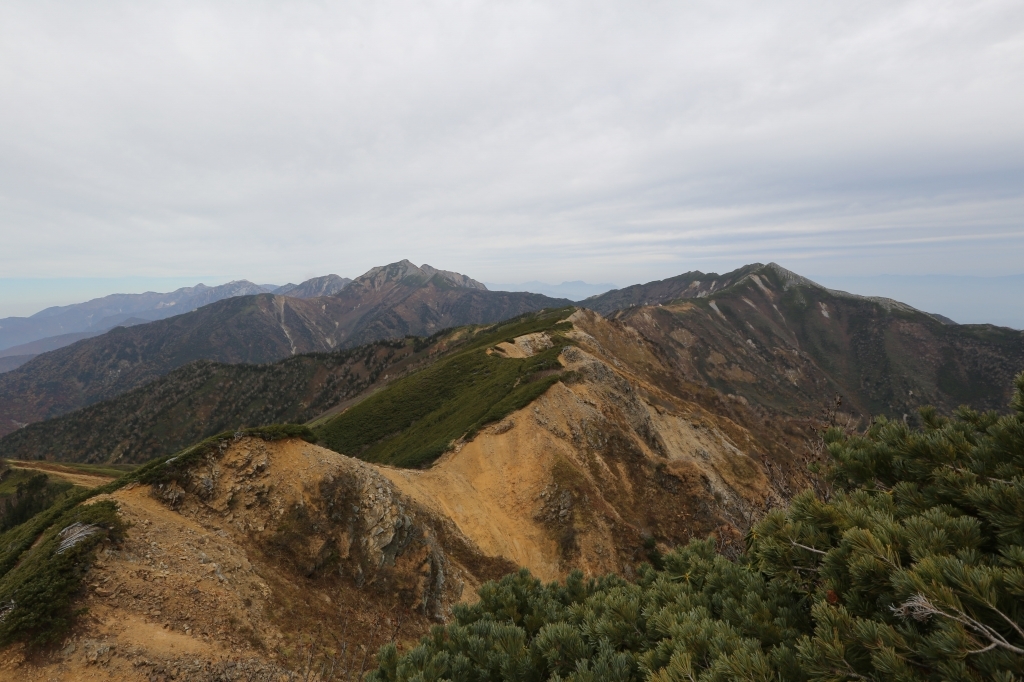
894, 593, 1024, 656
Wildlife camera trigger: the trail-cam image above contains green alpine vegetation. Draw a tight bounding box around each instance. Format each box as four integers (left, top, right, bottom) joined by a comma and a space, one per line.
313, 307, 576, 468
368, 373, 1024, 682
0, 470, 72, 532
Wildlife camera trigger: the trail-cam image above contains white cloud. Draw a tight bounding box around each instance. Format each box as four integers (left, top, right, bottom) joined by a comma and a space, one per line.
0, 0, 1021, 292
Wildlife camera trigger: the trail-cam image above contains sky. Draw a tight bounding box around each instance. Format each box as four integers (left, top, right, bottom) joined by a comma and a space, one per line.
1, 1, 1022, 319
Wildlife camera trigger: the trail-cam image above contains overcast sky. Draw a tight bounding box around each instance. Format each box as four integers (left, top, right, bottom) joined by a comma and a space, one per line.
1, 1, 1022, 317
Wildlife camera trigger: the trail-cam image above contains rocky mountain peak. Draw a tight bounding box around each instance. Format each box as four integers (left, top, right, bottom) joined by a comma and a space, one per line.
761, 262, 817, 290
353, 260, 487, 291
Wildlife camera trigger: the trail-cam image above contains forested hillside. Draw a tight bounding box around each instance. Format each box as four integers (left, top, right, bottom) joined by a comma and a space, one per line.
0, 337, 445, 463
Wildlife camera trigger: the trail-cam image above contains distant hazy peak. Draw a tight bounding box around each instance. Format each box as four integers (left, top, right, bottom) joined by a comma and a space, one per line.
354, 260, 487, 291
486, 280, 617, 300
0, 279, 282, 353
28, 279, 272, 320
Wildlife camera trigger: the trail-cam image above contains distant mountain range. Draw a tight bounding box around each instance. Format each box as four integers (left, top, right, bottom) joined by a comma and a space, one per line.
0, 280, 275, 353
0, 275, 361, 370
486, 280, 617, 300
1, 258, 1021, 444
3, 262, 1022, 464
10, 266, 1016, 377
0, 260, 567, 437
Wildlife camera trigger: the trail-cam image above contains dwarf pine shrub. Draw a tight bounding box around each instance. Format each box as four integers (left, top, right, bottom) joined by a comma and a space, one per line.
369, 373, 1024, 682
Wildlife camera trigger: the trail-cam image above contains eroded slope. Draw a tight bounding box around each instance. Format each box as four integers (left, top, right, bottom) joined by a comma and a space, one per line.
0, 435, 515, 680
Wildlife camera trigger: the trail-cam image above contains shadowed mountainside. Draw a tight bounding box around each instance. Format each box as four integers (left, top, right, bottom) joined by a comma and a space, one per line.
0, 261, 569, 437
0, 355, 36, 374
0, 335, 451, 464
0, 326, 153, 375
612, 263, 1024, 420
0, 310, 576, 465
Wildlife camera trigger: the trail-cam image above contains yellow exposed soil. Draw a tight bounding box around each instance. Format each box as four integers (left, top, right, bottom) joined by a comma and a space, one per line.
1, 439, 500, 680
383, 310, 780, 581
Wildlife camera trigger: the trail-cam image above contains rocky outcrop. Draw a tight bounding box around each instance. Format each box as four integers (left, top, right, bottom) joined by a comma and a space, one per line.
157, 436, 510, 620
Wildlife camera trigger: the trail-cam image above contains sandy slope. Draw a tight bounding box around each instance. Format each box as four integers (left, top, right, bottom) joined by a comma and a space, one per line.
1, 438, 495, 680
382, 310, 782, 582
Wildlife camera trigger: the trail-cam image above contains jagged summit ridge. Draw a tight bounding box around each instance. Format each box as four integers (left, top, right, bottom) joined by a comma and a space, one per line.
582, 262, 949, 325
354, 259, 487, 291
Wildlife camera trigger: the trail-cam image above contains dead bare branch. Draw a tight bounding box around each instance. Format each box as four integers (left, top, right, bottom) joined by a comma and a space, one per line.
893, 593, 1024, 656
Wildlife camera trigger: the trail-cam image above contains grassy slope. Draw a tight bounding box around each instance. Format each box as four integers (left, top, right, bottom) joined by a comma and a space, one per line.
0, 467, 40, 497
313, 308, 575, 468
